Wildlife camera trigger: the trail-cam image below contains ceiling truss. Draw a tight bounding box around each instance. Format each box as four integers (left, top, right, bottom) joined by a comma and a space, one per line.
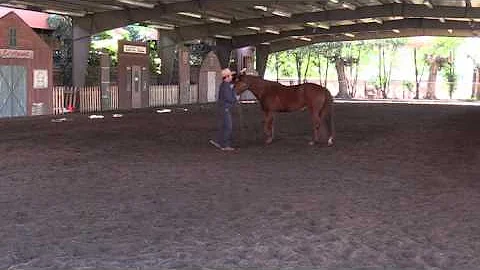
2, 0, 480, 51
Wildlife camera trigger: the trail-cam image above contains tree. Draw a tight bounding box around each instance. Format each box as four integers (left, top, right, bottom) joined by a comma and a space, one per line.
372, 39, 405, 99
48, 15, 73, 85
322, 42, 350, 99
467, 53, 480, 100
310, 43, 330, 86
440, 52, 457, 99
290, 46, 311, 84
423, 37, 461, 99
323, 41, 367, 99
266, 51, 294, 81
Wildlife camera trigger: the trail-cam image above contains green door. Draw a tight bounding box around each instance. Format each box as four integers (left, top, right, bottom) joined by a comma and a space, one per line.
0, 65, 27, 117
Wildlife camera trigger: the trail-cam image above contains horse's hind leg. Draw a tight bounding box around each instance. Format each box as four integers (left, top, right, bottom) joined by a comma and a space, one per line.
264, 111, 274, 144
309, 108, 321, 145
321, 101, 335, 147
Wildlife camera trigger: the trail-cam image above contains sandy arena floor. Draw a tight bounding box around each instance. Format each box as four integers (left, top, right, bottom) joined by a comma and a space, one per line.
1, 101, 479, 270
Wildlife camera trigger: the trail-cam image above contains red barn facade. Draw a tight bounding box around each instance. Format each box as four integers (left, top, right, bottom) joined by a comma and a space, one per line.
0, 11, 52, 117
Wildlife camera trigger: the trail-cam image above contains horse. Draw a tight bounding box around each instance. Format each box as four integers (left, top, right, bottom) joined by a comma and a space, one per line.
233, 73, 335, 146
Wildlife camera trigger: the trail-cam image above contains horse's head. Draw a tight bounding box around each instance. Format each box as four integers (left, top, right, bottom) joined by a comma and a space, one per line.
233, 68, 250, 95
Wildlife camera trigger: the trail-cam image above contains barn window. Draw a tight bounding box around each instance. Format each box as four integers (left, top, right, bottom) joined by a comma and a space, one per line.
9, 28, 17, 47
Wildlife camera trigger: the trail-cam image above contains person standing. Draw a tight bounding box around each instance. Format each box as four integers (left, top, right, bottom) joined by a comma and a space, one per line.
209, 68, 237, 151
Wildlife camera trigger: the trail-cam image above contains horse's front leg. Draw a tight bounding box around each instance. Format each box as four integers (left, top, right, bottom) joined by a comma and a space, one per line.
264, 111, 274, 144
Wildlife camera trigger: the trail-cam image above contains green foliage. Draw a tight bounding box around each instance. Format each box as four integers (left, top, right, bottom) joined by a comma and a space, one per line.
189, 42, 212, 66
47, 15, 73, 85
402, 81, 414, 92
440, 59, 457, 98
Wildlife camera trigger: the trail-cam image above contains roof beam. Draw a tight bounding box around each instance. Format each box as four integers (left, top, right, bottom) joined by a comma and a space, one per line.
267, 27, 475, 53
72, 0, 282, 36
167, 3, 480, 42
233, 18, 480, 48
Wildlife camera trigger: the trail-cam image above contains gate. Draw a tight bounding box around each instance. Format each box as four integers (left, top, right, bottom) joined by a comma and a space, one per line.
0, 65, 27, 117
130, 65, 143, 108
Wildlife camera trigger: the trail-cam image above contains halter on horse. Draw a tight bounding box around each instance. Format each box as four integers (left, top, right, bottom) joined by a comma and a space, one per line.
233, 73, 335, 146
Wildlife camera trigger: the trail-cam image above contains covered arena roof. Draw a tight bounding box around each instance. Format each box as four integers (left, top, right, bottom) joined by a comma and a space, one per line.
1, 0, 480, 51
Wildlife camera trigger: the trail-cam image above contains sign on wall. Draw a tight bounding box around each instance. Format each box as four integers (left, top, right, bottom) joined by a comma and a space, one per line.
33, 69, 48, 89
0, 49, 34, 59
123, 45, 147, 54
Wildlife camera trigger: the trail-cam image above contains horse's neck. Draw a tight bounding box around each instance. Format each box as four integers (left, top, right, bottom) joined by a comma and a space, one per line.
248, 78, 276, 99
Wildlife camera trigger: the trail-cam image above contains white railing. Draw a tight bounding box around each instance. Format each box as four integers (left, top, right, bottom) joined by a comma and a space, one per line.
53, 85, 119, 115
149, 85, 179, 107
273, 79, 480, 100
149, 84, 198, 106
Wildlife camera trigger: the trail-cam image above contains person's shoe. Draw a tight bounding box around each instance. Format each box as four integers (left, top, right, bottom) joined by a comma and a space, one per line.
209, 140, 221, 149
221, 146, 236, 151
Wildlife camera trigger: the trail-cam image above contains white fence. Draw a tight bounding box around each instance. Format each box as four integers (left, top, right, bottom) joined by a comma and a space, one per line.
149, 85, 179, 106
53, 85, 119, 115
275, 79, 479, 100
53, 84, 198, 115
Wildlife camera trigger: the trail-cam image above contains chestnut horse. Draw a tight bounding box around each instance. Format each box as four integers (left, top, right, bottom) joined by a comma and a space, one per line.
233, 74, 335, 146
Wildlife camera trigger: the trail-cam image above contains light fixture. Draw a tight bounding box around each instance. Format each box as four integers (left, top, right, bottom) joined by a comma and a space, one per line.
306, 22, 330, 29
393, 0, 402, 3
253, 5, 268, 11
149, 24, 175, 30
265, 29, 280, 34
423, 0, 433, 8
117, 0, 155, 8
343, 32, 355, 37
392, 29, 400, 33
177, 12, 202, 19
214, 34, 232, 39
272, 9, 291, 17
43, 9, 86, 17
299, 37, 312, 41
247, 26, 261, 31
342, 2, 356, 10
329, 0, 339, 3
209, 17, 231, 24
1, 3, 27, 9
261, 42, 271, 45
360, 18, 383, 24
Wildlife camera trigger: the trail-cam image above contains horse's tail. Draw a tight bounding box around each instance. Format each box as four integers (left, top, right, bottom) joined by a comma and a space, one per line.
319, 88, 335, 146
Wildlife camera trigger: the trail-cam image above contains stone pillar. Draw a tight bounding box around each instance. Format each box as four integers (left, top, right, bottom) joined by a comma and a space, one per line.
256, 44, 270, 78
178, 45, 191, 104
198, 51, 221, 103
72, 25, 90, 87
100, 50, 111, 110
158, 35, 176, 84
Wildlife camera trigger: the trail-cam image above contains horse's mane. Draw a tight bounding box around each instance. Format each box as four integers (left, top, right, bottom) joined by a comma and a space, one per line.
245, 75, 286, 88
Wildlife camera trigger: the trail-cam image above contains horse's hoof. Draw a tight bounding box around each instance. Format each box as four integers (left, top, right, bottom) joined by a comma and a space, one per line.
327, 138, 334, 147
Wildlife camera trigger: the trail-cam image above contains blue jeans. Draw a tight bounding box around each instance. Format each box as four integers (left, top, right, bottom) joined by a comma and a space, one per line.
217, 107, 233, 148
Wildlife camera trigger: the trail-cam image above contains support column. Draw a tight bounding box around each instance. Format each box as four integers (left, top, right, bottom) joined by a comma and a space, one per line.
256, 44, 270, 78
214, 39, 233, 69
72, 25, 91, 87
100, 50, 111, 110
158, 34, 176, 84
178, 45, 191, 104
